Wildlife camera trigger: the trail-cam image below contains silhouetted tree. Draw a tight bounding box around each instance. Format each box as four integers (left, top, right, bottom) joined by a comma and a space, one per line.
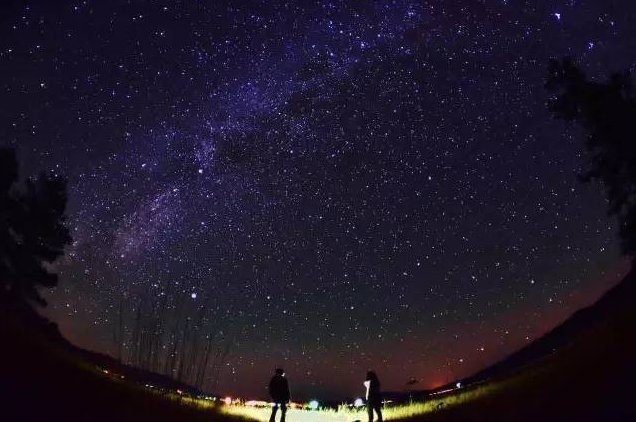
546, 58, 636, 257
0, 148, 72, 306
114, 289, 224, 389
113, 296, 126, 362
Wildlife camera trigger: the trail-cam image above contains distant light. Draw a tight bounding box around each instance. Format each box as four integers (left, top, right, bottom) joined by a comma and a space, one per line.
191, 293, 197, 299
246, 400, 268, 407
308, 400, 319, 410
224, 396, 233, 405
456, 382, 462, 389
554, 12, 561, 20
354, 398, 364, 407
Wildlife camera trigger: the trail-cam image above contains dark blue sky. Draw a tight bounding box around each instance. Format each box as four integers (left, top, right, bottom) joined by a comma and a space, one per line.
1, 0, 634, 399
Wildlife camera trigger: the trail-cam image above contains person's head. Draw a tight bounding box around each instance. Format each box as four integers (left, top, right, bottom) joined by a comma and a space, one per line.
275, 368, 285, 376
366, 370, 378, 381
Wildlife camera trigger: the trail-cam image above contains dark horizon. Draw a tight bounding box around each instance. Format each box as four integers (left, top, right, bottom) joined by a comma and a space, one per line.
2, 0, 635, 400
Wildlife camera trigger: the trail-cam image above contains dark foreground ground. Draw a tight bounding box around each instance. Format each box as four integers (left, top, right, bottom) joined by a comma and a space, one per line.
1, 271, 635, 422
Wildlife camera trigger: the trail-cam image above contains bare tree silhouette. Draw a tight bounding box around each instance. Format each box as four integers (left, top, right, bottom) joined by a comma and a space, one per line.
111, 289, 228, 391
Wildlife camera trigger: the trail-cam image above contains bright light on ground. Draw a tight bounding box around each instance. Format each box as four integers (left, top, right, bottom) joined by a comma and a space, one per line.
218, 382, 499, 422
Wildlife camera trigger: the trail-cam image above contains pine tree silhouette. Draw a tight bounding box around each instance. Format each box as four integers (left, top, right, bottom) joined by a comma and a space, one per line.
546, 58, 636, 258
0, 148, 72, 306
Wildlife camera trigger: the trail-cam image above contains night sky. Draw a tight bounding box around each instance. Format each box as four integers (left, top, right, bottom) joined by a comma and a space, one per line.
1, 0, 635, 400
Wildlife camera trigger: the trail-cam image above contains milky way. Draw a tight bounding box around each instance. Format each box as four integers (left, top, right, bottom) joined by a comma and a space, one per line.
1, 0, 635, 399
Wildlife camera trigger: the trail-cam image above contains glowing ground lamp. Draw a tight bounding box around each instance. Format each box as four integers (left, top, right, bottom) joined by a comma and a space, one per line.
308, 400, 319, 410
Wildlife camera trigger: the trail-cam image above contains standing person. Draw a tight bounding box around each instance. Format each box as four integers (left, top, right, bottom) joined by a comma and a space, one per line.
364, 370, 383, 422
269, 368, 291, 422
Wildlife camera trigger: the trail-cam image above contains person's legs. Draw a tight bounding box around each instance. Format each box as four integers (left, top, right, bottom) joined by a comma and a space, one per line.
269, 403, 279, 422
374, 402, 383, 422
280, 403, 287, 422
367, 402, 374, 422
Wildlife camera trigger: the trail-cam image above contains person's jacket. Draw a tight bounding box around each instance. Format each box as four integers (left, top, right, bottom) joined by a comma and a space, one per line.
367, 377, 381, 402
269, 374, 290, 403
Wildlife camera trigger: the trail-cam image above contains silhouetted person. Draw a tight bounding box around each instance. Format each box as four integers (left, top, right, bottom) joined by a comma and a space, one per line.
364, 370, 382, 422
269, 368, 290, 422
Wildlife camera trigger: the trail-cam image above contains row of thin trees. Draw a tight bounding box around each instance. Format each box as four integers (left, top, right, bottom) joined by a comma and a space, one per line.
111, 290, 232, 392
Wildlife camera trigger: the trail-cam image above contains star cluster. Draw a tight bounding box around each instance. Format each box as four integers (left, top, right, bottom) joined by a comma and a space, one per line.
1, 0, 634, 399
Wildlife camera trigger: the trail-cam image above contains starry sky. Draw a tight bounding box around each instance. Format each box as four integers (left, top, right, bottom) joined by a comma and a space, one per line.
1, 0, 635, 401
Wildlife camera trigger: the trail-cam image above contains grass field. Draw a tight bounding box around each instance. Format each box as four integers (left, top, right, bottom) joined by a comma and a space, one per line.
219, 382, 500, 422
